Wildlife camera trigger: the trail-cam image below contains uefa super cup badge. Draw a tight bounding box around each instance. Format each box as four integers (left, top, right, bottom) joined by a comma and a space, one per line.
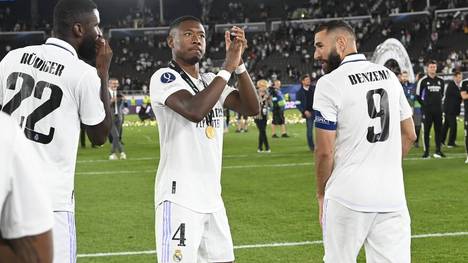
173, 249, 183, 262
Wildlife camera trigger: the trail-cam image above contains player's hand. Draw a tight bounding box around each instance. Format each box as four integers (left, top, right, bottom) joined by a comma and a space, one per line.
225, 26, 248, 55
95, 36, 113, 78
304, 110, 312, 118
223, 28, 243, 73
317, 196, 324, 229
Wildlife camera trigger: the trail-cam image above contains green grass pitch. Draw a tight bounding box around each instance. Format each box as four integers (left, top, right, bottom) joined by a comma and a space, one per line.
75, 113, 468, 262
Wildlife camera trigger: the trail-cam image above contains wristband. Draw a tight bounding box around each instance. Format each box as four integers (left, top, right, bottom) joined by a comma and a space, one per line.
217, 70, 231, 82
235, 64, 247, 75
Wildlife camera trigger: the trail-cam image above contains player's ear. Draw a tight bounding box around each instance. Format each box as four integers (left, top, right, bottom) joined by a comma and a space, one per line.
72, 23, 85, 38
336, 35, 347, 55
167, 35, 174, 48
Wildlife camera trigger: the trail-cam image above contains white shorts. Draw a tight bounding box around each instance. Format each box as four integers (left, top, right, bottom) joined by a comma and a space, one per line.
322, 199, 411, 263
155, 201, 235, 263
53, 211, 76, 263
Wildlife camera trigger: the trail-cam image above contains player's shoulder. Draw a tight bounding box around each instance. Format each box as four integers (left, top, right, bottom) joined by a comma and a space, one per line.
316, 69, 340, 89
417, 75, 428, 85
1, 45, 37, 63
368, 61, 391, 72
73, 58, 99, 75
150, 67, 180, 85
462, 78, 468, 86
460, 78, 468, 90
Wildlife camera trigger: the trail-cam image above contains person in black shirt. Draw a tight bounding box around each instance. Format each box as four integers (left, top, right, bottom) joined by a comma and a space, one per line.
296, 74, 315, 151
416, 60, 446, 158
460, 78, 468, 164
270, 79, 289, 138
441, 71, 462, 147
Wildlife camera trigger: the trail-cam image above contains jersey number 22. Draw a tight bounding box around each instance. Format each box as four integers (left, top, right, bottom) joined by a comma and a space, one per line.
1, 72, 63, 144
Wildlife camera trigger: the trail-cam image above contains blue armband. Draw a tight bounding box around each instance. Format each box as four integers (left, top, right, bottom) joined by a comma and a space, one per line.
314, 111, 337, 130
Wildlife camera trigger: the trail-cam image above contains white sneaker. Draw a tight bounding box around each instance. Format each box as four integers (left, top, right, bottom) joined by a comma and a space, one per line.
109, 153, 118, 160
465, 157, 468, 164
120, 152, 127, 160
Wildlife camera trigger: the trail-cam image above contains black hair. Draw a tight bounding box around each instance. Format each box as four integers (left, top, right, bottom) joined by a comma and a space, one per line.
53, 0, 97, 37
301, 74, 311, 81
426, 59, 437, 66
315, 20, 356, 38
169, 15, 202, 34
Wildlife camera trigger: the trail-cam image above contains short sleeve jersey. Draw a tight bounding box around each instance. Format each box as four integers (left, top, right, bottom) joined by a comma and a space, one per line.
150, 67, 235, 213
0, 38, 105, 211
313, 54, 413, 212
0, 112, 53, 239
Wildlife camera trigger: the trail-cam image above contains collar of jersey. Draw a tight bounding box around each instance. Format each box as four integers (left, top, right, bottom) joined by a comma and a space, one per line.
45, 38, 78, 57
187, 72, 203, 84
339, 53, 366, 66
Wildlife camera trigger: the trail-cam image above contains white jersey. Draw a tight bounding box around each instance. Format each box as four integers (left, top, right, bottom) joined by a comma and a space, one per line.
313, 54, 413, 212
0, 38, 105, 212
150, 67, 235, 213
0, 112, 53, 239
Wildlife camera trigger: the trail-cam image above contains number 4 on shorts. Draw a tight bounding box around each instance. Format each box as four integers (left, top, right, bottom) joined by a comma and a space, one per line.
172, 223, 186, 246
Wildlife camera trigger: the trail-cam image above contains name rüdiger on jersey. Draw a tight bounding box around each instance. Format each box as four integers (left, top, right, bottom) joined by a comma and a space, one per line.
20, 52, 65, 77
348, 69, 390, 85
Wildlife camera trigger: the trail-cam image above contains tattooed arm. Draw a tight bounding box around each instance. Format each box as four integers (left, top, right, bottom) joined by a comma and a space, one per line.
0, 230, 53, 263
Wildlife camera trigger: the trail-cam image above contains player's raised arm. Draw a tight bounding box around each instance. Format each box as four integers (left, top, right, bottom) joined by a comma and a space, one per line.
85, 36, 113, 145
223, 27, 260, 116
162, 20, 243, 123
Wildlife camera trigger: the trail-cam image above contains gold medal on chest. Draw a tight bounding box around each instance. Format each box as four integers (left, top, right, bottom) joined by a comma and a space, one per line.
205, 125, 216, 139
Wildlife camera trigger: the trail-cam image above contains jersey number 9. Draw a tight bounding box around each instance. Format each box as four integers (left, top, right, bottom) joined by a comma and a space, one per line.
366, 88, 390, 143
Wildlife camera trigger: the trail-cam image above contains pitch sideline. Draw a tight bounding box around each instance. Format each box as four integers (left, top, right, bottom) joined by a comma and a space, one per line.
77, 231, 468, 258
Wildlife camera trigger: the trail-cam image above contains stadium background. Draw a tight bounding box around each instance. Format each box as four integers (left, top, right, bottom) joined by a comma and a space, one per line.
1, 0, 468, 262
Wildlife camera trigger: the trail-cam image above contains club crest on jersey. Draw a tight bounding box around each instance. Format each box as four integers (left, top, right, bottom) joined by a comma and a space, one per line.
173, 249, 183, 262
161, 72, 176, 83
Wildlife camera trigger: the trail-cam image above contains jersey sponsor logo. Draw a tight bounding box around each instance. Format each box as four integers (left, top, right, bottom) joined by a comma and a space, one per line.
160, 72, 176, 83
195, 107, 224, 128
348, 69, 390, 85
428, 85, 442, 92
314, 111, 337, 130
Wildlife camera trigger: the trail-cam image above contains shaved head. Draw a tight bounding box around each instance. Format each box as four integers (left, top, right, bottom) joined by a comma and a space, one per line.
168, 15, 202, 37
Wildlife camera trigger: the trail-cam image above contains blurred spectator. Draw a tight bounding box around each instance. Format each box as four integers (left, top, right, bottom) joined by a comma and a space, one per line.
108, 78, 127, 160
441, 71, 463, 147
270, 79, 289, 138
296, 74, 315, 151
401, 71, 422, 147
254, 79, 271, 153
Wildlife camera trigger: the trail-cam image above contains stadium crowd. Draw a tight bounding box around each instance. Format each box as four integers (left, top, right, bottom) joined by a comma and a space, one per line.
1, 1, 467, 90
